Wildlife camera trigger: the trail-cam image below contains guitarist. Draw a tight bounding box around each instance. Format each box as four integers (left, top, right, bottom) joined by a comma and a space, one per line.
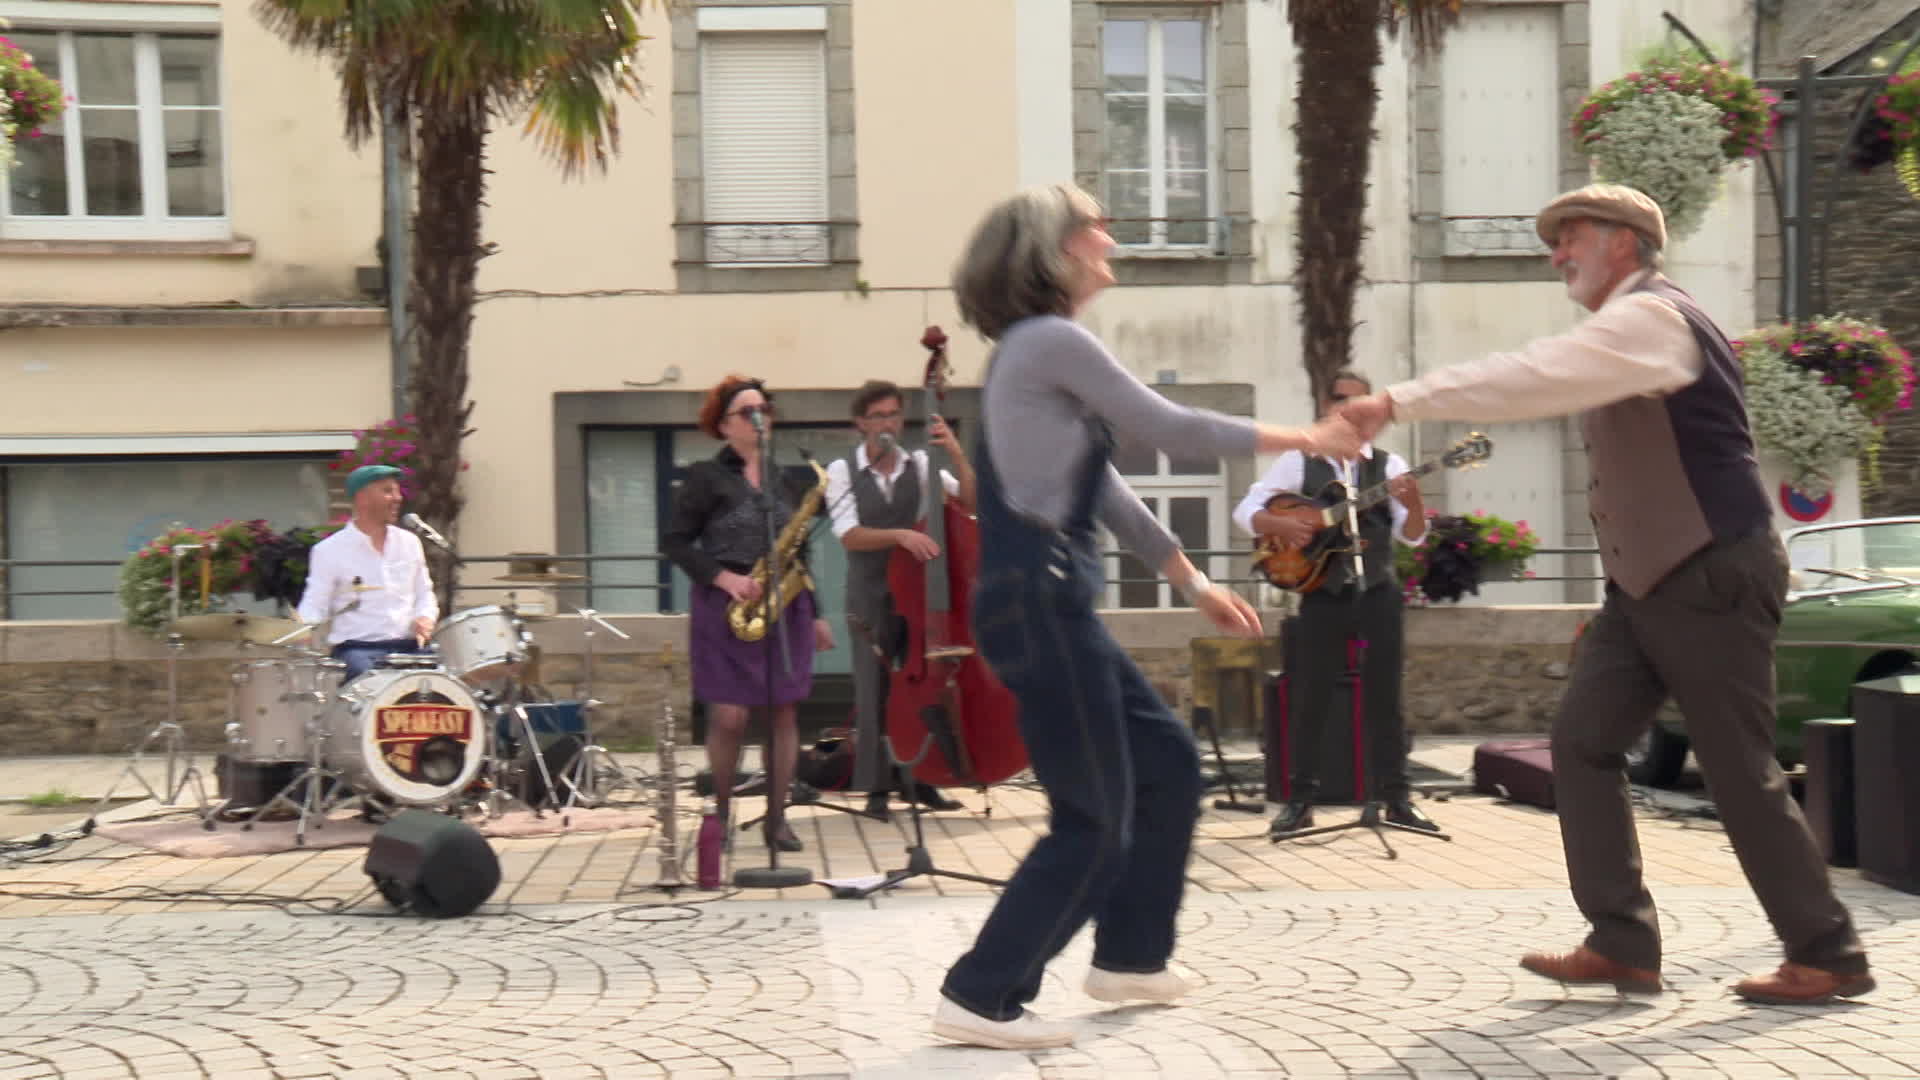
1232, 370, 1439, 837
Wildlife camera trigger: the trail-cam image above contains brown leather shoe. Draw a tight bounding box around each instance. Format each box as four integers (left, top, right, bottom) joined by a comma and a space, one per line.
1733, 963, 1875, 1005
1519, 946, 1662, 995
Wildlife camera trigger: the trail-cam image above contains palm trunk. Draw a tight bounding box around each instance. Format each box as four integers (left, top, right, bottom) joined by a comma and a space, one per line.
409, 98, 487, 614
1291, 1, 1385, 404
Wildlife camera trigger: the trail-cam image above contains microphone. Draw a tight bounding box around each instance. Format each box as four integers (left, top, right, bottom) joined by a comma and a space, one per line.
403, 512, 452, 551
873, 432, 896, 457
744, 405, 766, 434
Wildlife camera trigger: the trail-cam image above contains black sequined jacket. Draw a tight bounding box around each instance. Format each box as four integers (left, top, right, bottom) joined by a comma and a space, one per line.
661, 445, 824, 612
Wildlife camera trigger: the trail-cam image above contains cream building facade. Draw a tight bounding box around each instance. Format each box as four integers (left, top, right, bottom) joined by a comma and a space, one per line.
0, 0, 1763, 658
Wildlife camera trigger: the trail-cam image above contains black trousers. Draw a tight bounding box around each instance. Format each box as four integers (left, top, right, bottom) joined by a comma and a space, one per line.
1285, 580, 1410, 803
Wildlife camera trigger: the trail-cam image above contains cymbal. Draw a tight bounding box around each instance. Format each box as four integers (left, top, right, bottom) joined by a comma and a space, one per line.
169, 613, 307, 644
493, 571, 588, 583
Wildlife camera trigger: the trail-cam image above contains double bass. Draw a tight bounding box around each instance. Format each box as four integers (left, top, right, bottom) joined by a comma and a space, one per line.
884, 327, 1026, 788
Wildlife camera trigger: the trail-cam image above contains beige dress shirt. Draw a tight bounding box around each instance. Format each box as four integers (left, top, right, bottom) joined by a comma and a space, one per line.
1386, 271, 1704, 422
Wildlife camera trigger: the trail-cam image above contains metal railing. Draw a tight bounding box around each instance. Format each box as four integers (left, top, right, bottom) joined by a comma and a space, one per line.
0, 544, 1604, 618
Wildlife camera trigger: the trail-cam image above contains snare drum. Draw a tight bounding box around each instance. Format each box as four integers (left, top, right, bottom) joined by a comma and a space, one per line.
320, 667, 488, 807
228, 658, 338, 762
432, 606, 529, 685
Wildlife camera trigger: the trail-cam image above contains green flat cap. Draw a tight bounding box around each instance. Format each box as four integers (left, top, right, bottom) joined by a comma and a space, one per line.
346, 464, 404, 499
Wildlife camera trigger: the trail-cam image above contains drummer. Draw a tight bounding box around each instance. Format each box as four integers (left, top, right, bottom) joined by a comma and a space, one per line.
296, 464, 439, 681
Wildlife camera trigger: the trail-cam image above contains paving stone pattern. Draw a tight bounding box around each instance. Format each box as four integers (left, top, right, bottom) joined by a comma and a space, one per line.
0, 886, 1917, 1079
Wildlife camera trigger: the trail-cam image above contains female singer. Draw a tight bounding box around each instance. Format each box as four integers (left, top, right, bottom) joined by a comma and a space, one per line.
931, 185, 1363, 1050
662, 376, 836, 854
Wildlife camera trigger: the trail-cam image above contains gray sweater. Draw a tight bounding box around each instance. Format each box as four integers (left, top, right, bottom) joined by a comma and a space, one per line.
982, 315, 1260, 570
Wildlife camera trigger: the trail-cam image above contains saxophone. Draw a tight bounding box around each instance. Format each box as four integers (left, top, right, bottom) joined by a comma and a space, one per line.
727, 458, 829, 642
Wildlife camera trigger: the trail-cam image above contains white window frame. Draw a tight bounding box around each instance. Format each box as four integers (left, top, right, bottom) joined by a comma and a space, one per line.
0, 4, 229, 242
1101, 451, 1231, 609
1100, 7, 1219, 253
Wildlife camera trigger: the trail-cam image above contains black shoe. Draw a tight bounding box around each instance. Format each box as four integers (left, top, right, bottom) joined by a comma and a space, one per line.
765, 820, 803, 852
863, 792, 892, 820
1385, 800, 1441, 833
1268, 801, 1314, 838
910, 782, 964, 812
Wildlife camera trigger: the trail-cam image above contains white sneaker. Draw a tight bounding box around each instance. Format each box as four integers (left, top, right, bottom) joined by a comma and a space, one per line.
931, 997, 1076, 1049
1083, 966, 1192, 1004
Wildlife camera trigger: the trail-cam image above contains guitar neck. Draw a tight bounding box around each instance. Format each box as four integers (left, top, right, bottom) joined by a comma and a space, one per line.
1319, 459, 1439, 522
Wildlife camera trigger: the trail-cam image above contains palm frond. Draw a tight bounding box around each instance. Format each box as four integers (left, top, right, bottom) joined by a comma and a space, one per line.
1379, 0, 1462, 55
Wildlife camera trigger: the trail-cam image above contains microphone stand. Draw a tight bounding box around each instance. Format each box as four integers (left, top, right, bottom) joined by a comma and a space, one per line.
1272, 455, 1450, 858
734, 411, 813, 890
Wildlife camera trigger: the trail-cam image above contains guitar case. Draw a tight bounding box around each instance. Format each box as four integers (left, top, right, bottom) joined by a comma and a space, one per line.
1472, 738, 1556, 810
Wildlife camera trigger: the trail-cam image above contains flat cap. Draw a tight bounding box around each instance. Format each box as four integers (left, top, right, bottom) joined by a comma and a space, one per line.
1535, 183, 1667, 251
345, 464, 403, 499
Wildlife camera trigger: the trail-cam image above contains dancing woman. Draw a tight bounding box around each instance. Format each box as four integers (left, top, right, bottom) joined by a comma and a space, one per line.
662, 376, 836, 854
932, 185, 1363, 1049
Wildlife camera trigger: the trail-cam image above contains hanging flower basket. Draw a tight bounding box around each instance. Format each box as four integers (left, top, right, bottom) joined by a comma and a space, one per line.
1735, 315, 1917, 496
0, 31, 69, 176
119, 519, 347, 636
1866, 71, 1920, 199
331, 414, 470, 500
1572, 58, 1779, 242
1395, 511, 1539, 606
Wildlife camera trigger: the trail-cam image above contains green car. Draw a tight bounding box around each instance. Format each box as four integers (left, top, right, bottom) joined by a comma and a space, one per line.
1623, 517, 1920, 788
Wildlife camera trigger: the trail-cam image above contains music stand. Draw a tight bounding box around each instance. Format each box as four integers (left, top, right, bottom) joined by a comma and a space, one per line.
1271, 457, 1451, 859
733, 409, 813, 891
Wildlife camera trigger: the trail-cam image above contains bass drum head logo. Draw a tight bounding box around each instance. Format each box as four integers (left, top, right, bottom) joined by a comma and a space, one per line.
374, 683, 475, 786
1780, 482, 1834, 524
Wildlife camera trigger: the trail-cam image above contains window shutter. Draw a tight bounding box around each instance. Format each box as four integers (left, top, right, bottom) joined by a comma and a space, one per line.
701, 32, 830, 264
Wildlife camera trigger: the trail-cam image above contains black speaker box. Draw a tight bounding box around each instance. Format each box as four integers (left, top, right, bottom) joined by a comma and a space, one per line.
1850, 674, 1920, 894
1801, 718, 1857, 868
364, 809, 501, 918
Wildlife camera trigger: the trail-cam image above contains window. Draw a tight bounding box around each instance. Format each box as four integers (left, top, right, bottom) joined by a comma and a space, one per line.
673, 2, 859, 290
700, 24, 828, 264
1102, 11, 1215, 249
3, 27, 227, 239
1102, 439, 1230, 609
3, 457, 330, 620
1412, 3, 1584, 269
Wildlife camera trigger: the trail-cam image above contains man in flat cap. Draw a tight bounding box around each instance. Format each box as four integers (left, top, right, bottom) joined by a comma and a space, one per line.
1338, 183, 1873, 1005
297, 464, 439, 681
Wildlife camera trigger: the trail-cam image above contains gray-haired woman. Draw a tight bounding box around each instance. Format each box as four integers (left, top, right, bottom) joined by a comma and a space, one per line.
931, 184, 1362, 1050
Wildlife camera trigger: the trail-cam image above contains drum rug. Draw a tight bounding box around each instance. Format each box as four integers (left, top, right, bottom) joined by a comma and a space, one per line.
96, 805, 657, 859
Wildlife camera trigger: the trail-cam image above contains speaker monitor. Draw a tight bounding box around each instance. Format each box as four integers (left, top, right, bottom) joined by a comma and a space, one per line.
1850, 673, 1920, 894
364, 809, 501, 918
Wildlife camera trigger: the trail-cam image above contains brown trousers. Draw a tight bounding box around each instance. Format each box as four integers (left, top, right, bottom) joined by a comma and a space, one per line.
1554, 530, 1867, 974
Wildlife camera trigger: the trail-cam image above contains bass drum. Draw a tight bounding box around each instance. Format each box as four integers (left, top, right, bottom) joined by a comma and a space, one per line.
321, 667, 488, 807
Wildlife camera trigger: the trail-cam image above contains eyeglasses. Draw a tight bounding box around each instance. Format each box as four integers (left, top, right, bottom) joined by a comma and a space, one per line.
727, 404, 774, 419
861, 409, 903, 422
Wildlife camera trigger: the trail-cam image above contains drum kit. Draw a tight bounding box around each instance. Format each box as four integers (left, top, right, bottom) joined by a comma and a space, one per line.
87, 556, 646, 846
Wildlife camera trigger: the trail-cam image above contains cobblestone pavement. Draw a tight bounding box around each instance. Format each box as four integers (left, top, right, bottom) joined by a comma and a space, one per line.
0, 886, 1916, 1079
3, 742, 1917, 1078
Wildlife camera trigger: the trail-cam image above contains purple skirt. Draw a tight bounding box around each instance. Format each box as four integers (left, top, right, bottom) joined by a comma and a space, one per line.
689, 583, 816, 706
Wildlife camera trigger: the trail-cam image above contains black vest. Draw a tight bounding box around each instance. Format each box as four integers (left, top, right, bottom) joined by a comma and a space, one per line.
844, 446, 925, 622
1301, 451, 1395, 591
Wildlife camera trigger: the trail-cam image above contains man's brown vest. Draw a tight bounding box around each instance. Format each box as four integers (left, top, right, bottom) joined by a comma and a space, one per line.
1580, 276, 1771, 598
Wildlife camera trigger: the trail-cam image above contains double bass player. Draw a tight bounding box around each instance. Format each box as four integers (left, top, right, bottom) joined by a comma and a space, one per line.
823, 378, 974, 817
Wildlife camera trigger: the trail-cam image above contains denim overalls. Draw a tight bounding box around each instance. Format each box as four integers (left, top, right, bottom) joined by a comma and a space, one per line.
940, 410, 1204, 1022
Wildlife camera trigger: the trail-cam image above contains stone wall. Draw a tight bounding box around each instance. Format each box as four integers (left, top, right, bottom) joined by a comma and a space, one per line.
0, 605, 1593, 756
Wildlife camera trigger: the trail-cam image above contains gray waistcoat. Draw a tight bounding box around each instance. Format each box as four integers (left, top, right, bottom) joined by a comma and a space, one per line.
845, 447, 925, 622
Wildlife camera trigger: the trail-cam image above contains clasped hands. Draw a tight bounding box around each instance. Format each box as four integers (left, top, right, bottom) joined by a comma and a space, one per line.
1301, 391, 1395, 458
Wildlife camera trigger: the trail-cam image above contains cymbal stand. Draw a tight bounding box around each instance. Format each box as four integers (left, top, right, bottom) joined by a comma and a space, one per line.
85, 543, 213, 834
555, 605, 634, 816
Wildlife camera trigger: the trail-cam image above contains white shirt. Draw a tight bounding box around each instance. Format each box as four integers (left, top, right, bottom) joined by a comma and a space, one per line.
1232, 444, 1426, 546
295, 522, 440, 645
823, 444, 962, 540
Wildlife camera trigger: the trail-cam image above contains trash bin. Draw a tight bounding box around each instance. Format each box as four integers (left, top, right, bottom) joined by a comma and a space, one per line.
1800, 718, 1856, 869
1848, 672, 1920, 894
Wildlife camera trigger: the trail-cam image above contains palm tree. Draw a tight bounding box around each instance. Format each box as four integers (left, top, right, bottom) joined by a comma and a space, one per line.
1291, 0, 1459, 402
256, 0, 655, 608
